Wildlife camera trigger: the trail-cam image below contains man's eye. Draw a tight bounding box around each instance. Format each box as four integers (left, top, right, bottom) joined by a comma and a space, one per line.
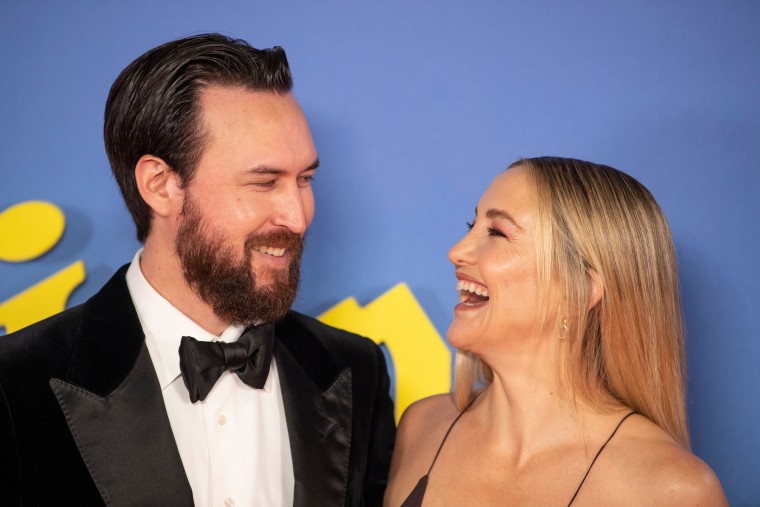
298, 175, 315, 186
252, 180, 276, 188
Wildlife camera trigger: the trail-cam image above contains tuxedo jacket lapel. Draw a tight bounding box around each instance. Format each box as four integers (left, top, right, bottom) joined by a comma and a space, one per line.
275, 315, 354, 507
50, 266, 192, 506
50, 345, 193, 506
43, 268, 359, 506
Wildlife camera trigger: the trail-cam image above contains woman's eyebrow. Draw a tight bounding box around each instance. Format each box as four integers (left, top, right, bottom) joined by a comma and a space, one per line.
483, 207, 523, 231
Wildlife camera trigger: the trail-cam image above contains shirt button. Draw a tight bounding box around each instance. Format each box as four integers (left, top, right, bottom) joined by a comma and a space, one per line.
224, 498, 234, 507
217, 414, 227, 426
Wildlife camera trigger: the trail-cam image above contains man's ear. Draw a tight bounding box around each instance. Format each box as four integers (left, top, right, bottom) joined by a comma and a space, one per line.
587, 268, 604, 310
134, 155, 183, 217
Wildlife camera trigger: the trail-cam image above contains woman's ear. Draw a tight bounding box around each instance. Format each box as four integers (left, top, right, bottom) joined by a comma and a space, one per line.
587, 268, 604, 310
134, 155, 183, 217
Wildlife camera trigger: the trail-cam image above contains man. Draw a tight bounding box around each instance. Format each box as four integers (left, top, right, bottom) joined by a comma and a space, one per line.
0, 33, 395, 506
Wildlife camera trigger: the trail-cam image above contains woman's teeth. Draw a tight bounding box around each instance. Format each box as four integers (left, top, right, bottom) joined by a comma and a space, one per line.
253, 246, 285, 257
456, 280, 489, 299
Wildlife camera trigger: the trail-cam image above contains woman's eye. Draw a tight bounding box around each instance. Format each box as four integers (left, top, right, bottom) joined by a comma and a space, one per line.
466, 221, 474, 231
488, 227, 507, 238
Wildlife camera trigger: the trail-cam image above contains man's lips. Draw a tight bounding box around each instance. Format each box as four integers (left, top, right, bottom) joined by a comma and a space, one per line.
252, 245, 286, 257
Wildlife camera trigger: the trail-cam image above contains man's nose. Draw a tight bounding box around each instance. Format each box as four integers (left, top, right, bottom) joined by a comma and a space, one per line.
272, 187, 309, 234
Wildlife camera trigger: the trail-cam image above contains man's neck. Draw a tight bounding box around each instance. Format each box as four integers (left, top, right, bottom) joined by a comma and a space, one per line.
139, 236, 230, 336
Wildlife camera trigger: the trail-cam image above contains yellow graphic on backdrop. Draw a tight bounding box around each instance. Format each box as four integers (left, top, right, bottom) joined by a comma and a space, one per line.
0, 262, 86, 333
0, 201, 66, 262
319, 283, 451, 422
0, 201, 86, 334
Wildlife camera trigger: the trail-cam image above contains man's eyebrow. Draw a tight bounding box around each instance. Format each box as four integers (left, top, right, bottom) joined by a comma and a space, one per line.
475, 206, 523, 230
306, 157, 319, 171
245, 157, 320, 175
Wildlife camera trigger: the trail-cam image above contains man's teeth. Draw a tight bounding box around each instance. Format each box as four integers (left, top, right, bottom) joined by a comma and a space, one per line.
253, 246, 285, 257
456, 280, 489, 298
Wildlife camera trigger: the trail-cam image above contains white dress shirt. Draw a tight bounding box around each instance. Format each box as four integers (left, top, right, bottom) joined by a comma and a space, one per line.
125, 250, 294, 507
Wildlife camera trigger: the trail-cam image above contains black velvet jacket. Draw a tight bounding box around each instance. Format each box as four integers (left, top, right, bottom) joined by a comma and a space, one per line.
0, 266, 396, 506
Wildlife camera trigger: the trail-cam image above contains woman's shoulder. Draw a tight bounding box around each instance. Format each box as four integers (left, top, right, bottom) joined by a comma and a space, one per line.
594, 414, 728, 506
384, 393, 461, 506
393, 393, 461, 463
400, 393, 460, 433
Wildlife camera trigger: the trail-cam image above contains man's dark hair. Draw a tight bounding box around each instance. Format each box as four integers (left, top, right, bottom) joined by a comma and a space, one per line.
104, 33, 293, 242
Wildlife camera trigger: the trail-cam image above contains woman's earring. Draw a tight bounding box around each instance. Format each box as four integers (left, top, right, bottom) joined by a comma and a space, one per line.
559, 318, 569, 341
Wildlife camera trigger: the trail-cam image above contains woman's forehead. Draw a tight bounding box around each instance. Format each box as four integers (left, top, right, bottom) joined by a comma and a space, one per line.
479, 167, 535, 211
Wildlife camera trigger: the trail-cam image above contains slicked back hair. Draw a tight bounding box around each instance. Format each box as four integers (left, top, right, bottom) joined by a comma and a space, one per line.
104, 33, 293, 242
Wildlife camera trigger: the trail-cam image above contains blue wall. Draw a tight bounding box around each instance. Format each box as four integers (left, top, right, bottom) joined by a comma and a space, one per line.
1, 2, 758, 504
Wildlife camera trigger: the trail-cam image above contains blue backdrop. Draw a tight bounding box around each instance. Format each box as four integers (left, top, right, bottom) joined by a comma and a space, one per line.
1, 2, 758, 504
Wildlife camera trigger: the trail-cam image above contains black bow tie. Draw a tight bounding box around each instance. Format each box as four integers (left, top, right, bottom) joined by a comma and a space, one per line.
178, 323, 275, 403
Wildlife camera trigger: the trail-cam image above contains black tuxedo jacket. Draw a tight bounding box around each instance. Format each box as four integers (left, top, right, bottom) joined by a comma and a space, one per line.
0, 266, 395, 506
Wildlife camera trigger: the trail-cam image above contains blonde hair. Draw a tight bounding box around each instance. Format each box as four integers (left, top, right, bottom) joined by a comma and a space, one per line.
453, 157, 689, 449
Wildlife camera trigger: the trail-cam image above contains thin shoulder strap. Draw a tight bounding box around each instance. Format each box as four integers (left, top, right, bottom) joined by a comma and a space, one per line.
426, 394, 479, 475
425, 408, 466, 474
566, 411, 636, 507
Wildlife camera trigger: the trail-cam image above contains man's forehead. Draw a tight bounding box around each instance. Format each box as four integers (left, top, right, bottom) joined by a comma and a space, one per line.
191, 85, 316, 174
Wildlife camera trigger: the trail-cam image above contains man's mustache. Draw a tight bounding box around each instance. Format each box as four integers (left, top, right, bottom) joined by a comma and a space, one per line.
244, 229, 304, 256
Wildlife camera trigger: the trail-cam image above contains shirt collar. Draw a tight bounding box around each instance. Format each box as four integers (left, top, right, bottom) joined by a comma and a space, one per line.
125, 249, 274, 392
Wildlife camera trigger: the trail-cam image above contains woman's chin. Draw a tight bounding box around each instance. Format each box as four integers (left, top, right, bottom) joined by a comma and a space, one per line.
446, 322, 477, 350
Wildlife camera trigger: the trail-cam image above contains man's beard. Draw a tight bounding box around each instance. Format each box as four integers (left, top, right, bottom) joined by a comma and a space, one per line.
175, 197, 304, 326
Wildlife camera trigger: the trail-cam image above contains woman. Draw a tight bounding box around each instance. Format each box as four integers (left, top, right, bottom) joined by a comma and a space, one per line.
385, 157, 727, 506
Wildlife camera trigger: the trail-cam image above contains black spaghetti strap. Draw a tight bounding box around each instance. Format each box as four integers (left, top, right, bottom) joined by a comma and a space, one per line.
400, 394, 481, 507
425, 404, 468, 474
566, 411, 636, 507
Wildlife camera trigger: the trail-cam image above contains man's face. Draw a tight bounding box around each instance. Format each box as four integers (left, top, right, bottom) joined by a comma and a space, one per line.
175, 86, 318, 325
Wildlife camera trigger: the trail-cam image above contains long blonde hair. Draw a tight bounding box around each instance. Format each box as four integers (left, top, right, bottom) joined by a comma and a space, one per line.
453, 157, 689, 449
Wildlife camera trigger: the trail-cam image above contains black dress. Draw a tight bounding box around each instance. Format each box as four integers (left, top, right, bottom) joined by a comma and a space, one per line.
401, 407, 635, 507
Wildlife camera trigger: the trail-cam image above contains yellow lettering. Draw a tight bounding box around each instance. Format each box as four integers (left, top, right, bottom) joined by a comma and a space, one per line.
319, 283, 451, 422
0, 201, 65, 262
0, 261, 87, 334
0, 200, 86, 334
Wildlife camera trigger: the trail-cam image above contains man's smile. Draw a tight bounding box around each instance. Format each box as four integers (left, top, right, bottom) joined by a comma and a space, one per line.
252, 245, 286, 257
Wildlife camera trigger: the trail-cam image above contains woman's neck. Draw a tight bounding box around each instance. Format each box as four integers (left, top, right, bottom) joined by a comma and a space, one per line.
470, 343, 622, 467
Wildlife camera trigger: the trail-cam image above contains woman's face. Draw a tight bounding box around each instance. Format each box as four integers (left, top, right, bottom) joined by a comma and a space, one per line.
447, 166, 549, 355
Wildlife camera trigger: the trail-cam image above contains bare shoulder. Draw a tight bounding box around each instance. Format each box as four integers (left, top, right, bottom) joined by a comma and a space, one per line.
393, 393, 460, 465
591, 414, 728, 506
633, 439, 728, 506
400, 393, 459, 436
384, 394, 460, 506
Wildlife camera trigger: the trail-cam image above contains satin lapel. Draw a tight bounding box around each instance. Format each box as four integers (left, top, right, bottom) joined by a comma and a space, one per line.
49, 266, 192, 506
50, 345, 193, 506
275, 341, 353, 507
